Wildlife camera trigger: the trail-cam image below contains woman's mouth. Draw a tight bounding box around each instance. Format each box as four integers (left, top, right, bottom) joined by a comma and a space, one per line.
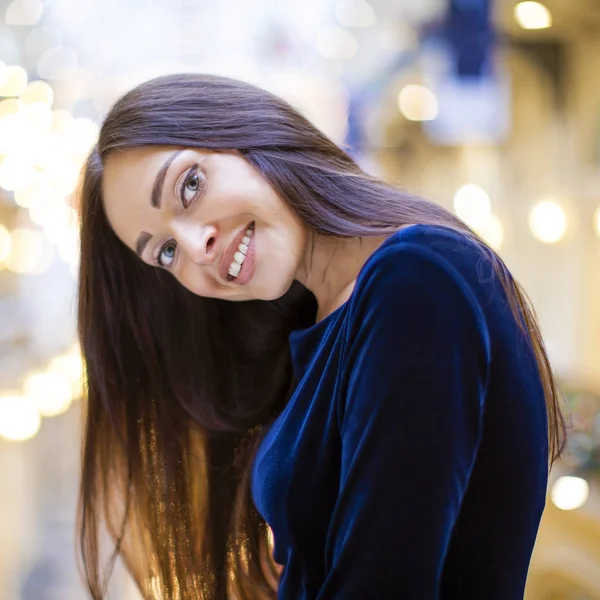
227, 222, 255, 283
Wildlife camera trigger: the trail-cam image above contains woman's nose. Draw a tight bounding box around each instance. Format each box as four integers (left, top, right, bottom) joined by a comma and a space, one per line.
177, 223, 219, 266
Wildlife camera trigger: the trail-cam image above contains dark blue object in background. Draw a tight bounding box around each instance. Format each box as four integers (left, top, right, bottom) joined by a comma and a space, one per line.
444, 0, 494, 78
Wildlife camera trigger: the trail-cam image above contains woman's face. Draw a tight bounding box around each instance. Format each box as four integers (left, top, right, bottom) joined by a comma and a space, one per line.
102, 146, 308, 301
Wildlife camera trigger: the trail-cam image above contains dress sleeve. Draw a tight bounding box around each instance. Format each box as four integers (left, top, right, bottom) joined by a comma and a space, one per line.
316, 243, 491, 599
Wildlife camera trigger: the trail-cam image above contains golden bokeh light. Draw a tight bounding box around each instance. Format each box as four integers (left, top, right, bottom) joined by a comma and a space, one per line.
593, 206, 600, 239
398, 84, 439, 121
529, 200, 567, 243
42, 204, 79, 244
551, 476, 589, 511
50, 108, 74, 133
7, 228, 46, 274
0, 224, 12, 266
453, 184, 492, 230
475, 213, 504, 250
0, 97, 22, 117
23, 101, 53, 131
28, 192, 65, 226
48, 351, 84, 399
514, 2, 552, 30
57, 227, 80, 267
0, 395, 41, 442
23, 371, 73, 418
0, 156, 39, 192
13, 181, 51, 208
0, 65, 28, 97
19, 80, 54, 107
0, 112, 27, 156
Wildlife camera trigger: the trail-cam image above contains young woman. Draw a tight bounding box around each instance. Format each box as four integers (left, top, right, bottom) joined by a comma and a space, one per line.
77, 73, 567, 600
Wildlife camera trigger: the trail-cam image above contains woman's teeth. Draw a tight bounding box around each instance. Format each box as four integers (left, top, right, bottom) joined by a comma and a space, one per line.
228, 223, 254, 278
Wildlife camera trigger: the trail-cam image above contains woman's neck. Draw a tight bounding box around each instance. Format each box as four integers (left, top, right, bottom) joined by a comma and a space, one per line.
296, 232, 390, 322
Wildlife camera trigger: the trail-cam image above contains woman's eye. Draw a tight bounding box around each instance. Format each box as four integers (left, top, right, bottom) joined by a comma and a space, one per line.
180, 166, 204, 207
157, 241, 177, 268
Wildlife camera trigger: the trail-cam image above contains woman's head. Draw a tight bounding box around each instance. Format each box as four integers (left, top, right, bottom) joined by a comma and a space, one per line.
103, 146, 307, 301
78, 73, 567, 600
93, 72, 412, 303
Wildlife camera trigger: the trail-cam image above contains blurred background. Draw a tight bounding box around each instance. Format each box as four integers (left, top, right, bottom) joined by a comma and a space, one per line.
0, 0, 599, 598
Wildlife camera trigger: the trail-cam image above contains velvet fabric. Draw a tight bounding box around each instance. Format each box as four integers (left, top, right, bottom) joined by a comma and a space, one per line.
251, 224, 548, 599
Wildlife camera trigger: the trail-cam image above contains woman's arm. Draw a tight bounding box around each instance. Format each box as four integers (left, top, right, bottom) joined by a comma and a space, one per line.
317, 244, 491, 599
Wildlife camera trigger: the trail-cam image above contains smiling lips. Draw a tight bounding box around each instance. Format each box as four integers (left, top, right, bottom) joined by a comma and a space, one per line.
228, 223, 255, 278
219, 221, 255, 283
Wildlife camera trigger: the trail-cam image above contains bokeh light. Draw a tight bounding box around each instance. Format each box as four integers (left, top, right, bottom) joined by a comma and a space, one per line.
37, 46, 78, 80
0, 97, 22, 117
48, 350, 84, 399
0, 224, 12, 267
551, 476, 590, 511
476, 213, 505, 250
0, 65, 28, 96
316, 26, 358, 60
7, 228, 46, 274
453, 184, 492, 230
56, 227, 80, 267
19, 80, 54, 107
514, 2, 552, 30
398, 84, 439, 121
529, 200, 567, 243
0, 156, 38, 192
0, 395, 41, 441
5, 0, 44, 27
593, 206, 600, 239
23, 370, 73, 417
334, 0, 376, 28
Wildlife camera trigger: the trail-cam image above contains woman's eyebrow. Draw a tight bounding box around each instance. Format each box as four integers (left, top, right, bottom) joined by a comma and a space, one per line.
151, 149, 185, 209
134, 149, 185, 259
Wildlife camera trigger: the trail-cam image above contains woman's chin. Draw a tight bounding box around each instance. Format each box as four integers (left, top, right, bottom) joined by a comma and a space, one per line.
257, 277, 297, 302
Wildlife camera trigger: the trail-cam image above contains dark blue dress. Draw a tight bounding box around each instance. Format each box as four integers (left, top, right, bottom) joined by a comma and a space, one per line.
251, 224, 548, 599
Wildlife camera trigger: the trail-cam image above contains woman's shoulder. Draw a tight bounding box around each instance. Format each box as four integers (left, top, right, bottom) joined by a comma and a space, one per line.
346, 223, 495, 347
355, 223, 494, 299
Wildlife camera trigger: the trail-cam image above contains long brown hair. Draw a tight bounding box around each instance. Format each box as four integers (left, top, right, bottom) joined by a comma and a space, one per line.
77, 73, 568, 599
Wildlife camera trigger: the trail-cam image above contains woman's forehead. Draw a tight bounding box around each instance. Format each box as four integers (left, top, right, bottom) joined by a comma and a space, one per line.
104, 146, 172, 183
102, 148, 172, 246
